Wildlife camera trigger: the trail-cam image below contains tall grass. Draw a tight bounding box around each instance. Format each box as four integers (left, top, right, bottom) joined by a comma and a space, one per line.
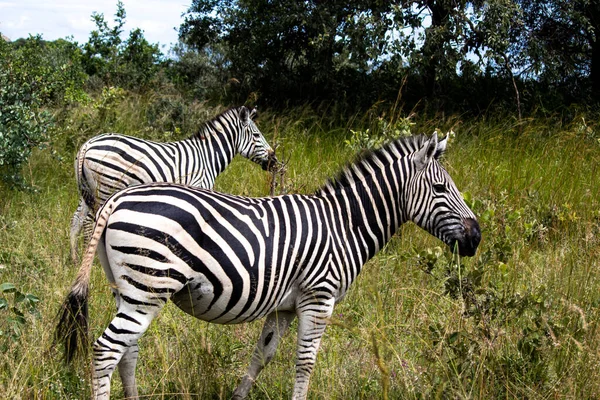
1, 94, 600, 399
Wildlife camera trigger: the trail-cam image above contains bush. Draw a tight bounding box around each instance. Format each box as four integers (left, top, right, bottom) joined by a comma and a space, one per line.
0, 282, 40, 350
0, 39, 54, 188
0, 36, 87, 188
9, 36, 87, 105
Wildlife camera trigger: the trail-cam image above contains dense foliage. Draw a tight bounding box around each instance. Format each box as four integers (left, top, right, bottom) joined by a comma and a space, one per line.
0, 0, 597, 185
1, 1, 597, 122
82, 1, 162, 90
179, 0, 600, 111
1, 0, 598, 184
0, 37, 85, 187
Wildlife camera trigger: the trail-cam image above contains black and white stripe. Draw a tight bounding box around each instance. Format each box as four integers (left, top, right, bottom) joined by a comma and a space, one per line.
55, 134, 481, 400
69, 106, 277, 264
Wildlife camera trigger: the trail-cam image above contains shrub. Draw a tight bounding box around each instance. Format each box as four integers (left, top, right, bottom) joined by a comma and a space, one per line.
0, 282, 40, 350
81, 1, 163, 91
345, 115, 415, 152
0, 38, 54, 188
0, 35, 88, 188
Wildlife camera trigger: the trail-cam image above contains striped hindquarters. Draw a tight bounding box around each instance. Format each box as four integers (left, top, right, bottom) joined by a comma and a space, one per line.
78, 134, 179, 209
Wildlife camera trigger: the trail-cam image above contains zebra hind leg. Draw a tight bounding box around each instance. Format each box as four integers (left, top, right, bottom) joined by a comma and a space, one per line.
231, 311, 295, 400
96, 239, 140, 399
118, 344, 140, 399
91, 302, 163, 400
69, 199, 90, 266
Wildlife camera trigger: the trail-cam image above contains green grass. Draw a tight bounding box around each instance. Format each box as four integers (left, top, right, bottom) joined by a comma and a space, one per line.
1, 96, 600, 399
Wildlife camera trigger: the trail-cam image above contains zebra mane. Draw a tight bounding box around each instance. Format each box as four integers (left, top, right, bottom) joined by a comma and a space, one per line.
319, 134, 431, 194
193, 106, 247, 140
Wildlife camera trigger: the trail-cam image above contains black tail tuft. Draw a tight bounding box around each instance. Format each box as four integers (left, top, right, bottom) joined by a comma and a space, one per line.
53, 288, 89, 363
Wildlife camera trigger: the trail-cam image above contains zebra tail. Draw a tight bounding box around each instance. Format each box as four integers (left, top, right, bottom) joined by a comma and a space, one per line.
54, 280, 89, 363
54, 196, 116, 363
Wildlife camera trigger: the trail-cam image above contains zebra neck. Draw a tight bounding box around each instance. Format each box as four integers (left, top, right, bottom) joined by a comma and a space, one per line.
330, 170, 408, 268
185, 125, 237, 173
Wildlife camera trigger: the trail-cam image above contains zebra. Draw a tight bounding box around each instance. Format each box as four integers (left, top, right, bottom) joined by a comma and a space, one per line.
55, 133, 481, 400
69, 106, 278, 264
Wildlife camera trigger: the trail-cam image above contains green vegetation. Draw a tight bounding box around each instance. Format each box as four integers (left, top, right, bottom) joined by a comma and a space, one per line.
82, 1, 162, 90
0, 38, 54, 188
1, 94, 600, 398
180, 0, 600, 110
2, 1, 600, 398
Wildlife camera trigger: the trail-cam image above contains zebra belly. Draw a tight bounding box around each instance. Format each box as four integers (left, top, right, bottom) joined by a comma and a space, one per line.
171, 278, 216, 320
171, 275, 298, 324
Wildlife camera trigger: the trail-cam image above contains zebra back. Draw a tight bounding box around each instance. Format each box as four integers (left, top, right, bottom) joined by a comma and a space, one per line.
76, 106, 276, 212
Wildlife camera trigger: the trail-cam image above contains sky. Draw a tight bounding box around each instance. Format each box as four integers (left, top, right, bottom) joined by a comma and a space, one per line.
0, 0, 189, 51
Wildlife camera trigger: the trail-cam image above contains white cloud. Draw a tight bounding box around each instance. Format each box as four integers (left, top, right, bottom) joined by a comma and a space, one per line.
4, 14, 31, 30
0, 0, 188, 47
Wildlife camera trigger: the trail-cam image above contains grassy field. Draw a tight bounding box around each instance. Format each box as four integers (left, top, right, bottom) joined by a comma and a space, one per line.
1, 96, 600, 399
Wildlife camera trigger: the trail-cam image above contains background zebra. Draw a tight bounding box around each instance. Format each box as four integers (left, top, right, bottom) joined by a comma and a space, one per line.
69, 106, 278, 264
55, 134, 481, 400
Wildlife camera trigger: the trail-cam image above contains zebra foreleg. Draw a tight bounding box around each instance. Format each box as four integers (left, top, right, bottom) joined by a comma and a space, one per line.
292, 296, 335, 400
231, 311, 295, 399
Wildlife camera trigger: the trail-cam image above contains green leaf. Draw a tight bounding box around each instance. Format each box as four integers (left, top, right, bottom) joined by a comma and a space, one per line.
25, 294, 40, 304
447, 331, 461, 344
9, 314, 26, 325
0, 283, 16, 293
11, 307, 24, 318
14, 292, 25, 303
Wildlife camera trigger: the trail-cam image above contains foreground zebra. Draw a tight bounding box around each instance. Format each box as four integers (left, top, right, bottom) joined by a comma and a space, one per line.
69, 106, 277, 264
55, 134, 481, 399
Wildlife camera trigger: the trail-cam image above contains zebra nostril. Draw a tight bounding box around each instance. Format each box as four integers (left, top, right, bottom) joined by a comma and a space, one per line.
465, 218, 481, 240
462, 217, 481, 251
448, 218, 482, 257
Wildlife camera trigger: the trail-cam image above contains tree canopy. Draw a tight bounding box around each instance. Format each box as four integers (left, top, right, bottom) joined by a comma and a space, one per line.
179, 0, 599, 112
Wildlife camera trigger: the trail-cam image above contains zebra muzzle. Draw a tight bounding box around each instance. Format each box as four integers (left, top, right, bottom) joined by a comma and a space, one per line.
448, 218, 481, 257
262, 151, 280, 172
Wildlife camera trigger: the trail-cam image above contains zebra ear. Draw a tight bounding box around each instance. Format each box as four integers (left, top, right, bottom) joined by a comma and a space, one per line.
414, 134, 438, 170
240, 106, 250, 124
435, 134, 448, 160
249, 106, 258, 120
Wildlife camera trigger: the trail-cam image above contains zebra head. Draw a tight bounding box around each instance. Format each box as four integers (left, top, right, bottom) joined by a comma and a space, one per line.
406, 134, 481, 257
237, 106, 279, 171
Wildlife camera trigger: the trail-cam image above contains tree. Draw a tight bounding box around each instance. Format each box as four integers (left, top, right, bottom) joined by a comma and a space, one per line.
396, 0, 469, 98
81, 1, 126, 80
180, 0, 404, 105
512, 0, 600, 102
82, 1, 163, 90
121, 28, 163, 88
178, 0, 599, 112
167, 42, 230, 100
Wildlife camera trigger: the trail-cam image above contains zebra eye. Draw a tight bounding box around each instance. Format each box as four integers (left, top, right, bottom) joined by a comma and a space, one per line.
433, 183, 446, 194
